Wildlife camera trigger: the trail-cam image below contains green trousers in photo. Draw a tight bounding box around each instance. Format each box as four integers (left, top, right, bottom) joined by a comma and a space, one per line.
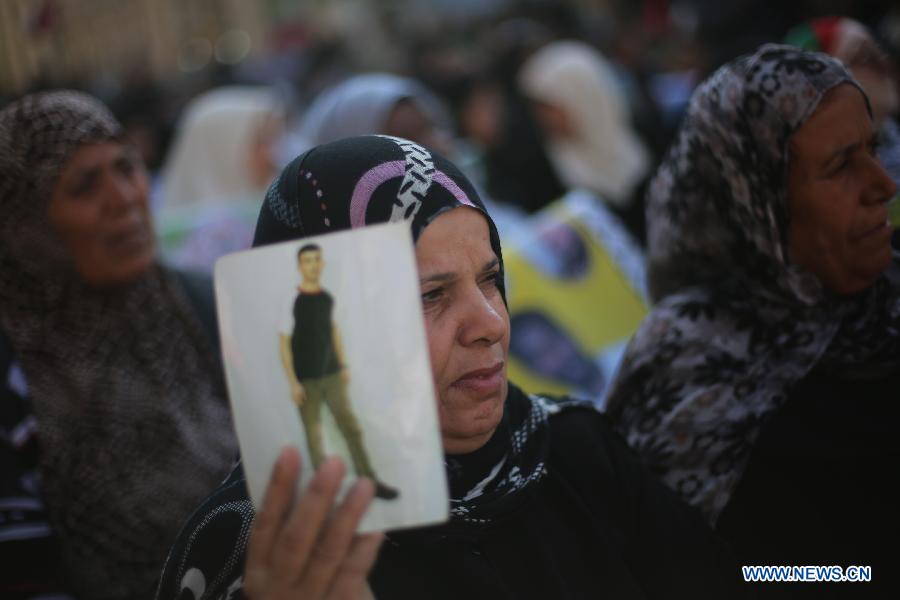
298, 371, 377, 479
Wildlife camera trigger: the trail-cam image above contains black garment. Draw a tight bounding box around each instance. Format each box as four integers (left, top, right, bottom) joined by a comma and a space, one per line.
155, 385, 747, 600
372, 388, 746, 600
0, 333, 73, 600
716, 366, 900, 599
290, 290, 340, 379
483, 93, 567, 214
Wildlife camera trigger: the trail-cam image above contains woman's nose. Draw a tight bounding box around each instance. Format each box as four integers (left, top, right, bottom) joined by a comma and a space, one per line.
104, 174, 145, 214
458, 288, 508, 347
863, 153, 897, 205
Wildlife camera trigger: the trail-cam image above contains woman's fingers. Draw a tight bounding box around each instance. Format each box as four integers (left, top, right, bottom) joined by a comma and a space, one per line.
243, 451, 382, 599
269, 456, 346, 579
325, 532, 385, 600
298, 477, 376, 597
245, 447, 301, 591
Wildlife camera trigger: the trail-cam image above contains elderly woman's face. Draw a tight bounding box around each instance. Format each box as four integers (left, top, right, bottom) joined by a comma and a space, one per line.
416, 207, 510, 454
47, 141, 156, 286
788, 84, 897, 295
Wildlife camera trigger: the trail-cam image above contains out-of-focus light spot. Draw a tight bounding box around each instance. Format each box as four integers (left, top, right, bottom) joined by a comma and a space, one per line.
178, 38, 213, 73
215, 29, 252, 65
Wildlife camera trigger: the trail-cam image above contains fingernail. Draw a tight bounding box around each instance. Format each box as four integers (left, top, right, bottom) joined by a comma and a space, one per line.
318, 455, 345, 476
352, 477, 376, 501
320, 455, 341, 467
277, 446, 300, 470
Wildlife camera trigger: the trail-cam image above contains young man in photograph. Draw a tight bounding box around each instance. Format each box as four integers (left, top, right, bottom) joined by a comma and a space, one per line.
279, 243, 398, 500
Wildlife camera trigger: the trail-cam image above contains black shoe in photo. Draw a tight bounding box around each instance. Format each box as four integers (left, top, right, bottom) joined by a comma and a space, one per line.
373, 481, 400, 500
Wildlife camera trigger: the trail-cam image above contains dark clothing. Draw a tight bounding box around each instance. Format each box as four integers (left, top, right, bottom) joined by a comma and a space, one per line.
717, 366, 900, 599
482, 93, 567, 214
372, 399, 746, 600
156, 385, 746, 600
291, 290, 340, 379
0, 333, 74, 600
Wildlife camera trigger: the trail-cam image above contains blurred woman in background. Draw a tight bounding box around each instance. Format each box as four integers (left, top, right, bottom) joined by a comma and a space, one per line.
0, 91, 237, 599
157, 86, 285, 272
518, 40, 652, 242
295, 72, 452, 153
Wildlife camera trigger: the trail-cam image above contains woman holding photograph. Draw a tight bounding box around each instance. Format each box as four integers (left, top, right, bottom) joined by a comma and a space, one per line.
156, 134, 746, 599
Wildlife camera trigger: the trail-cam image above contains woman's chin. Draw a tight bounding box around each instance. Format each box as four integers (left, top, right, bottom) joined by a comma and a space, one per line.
440, 389, 506, 454
81, 250, 157, 287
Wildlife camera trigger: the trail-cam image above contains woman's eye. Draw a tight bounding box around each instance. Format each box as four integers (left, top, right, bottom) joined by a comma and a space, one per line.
118, 159, 136, 175
481, 271, 502, 289
67, 177, 96, 198
829, 157, 850, 176
867, 139, 881, 157
421, 288, 443, 304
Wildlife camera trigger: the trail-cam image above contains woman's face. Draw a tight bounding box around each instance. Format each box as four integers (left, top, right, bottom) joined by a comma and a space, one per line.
416, 207, 510, 455
385, 99, 451, 155
788, 84, 897, 295
47, 141, 156, 286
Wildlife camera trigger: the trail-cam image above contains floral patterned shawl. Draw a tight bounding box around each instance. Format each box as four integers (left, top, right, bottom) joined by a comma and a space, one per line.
605, 45, 900, 521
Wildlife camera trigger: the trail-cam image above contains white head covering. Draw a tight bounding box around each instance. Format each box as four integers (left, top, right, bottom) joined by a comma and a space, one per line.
159, 86, 281, 211
518, 40, 650, 206
297, 73, 450, 149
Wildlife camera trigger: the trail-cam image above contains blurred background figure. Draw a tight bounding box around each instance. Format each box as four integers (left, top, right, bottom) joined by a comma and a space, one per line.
156, 85, 285, 272
295, 72, 453, 153
0, 90, 237, 600
454, 17, 567, 217
290, 71, 538, 237
518, 39, 652, 241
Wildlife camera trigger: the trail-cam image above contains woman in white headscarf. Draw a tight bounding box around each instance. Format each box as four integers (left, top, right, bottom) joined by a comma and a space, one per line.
518, 40, 651, 210
157, 86, 285, 272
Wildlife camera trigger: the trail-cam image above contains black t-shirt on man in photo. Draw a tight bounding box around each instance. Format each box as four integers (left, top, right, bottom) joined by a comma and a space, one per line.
290, 290, 341, 379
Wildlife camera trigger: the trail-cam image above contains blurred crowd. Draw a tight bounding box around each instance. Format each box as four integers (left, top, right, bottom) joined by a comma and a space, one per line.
3, 0, 900, 598
7, 2, 899, 247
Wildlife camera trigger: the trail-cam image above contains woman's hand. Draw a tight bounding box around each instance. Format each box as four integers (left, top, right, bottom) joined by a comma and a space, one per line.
244, 447, 383, 599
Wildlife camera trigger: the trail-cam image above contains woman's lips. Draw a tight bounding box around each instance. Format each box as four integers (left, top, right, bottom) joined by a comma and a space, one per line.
857, 219, 894, 243
451, 362, 505, 396
106, 223, 151, 253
